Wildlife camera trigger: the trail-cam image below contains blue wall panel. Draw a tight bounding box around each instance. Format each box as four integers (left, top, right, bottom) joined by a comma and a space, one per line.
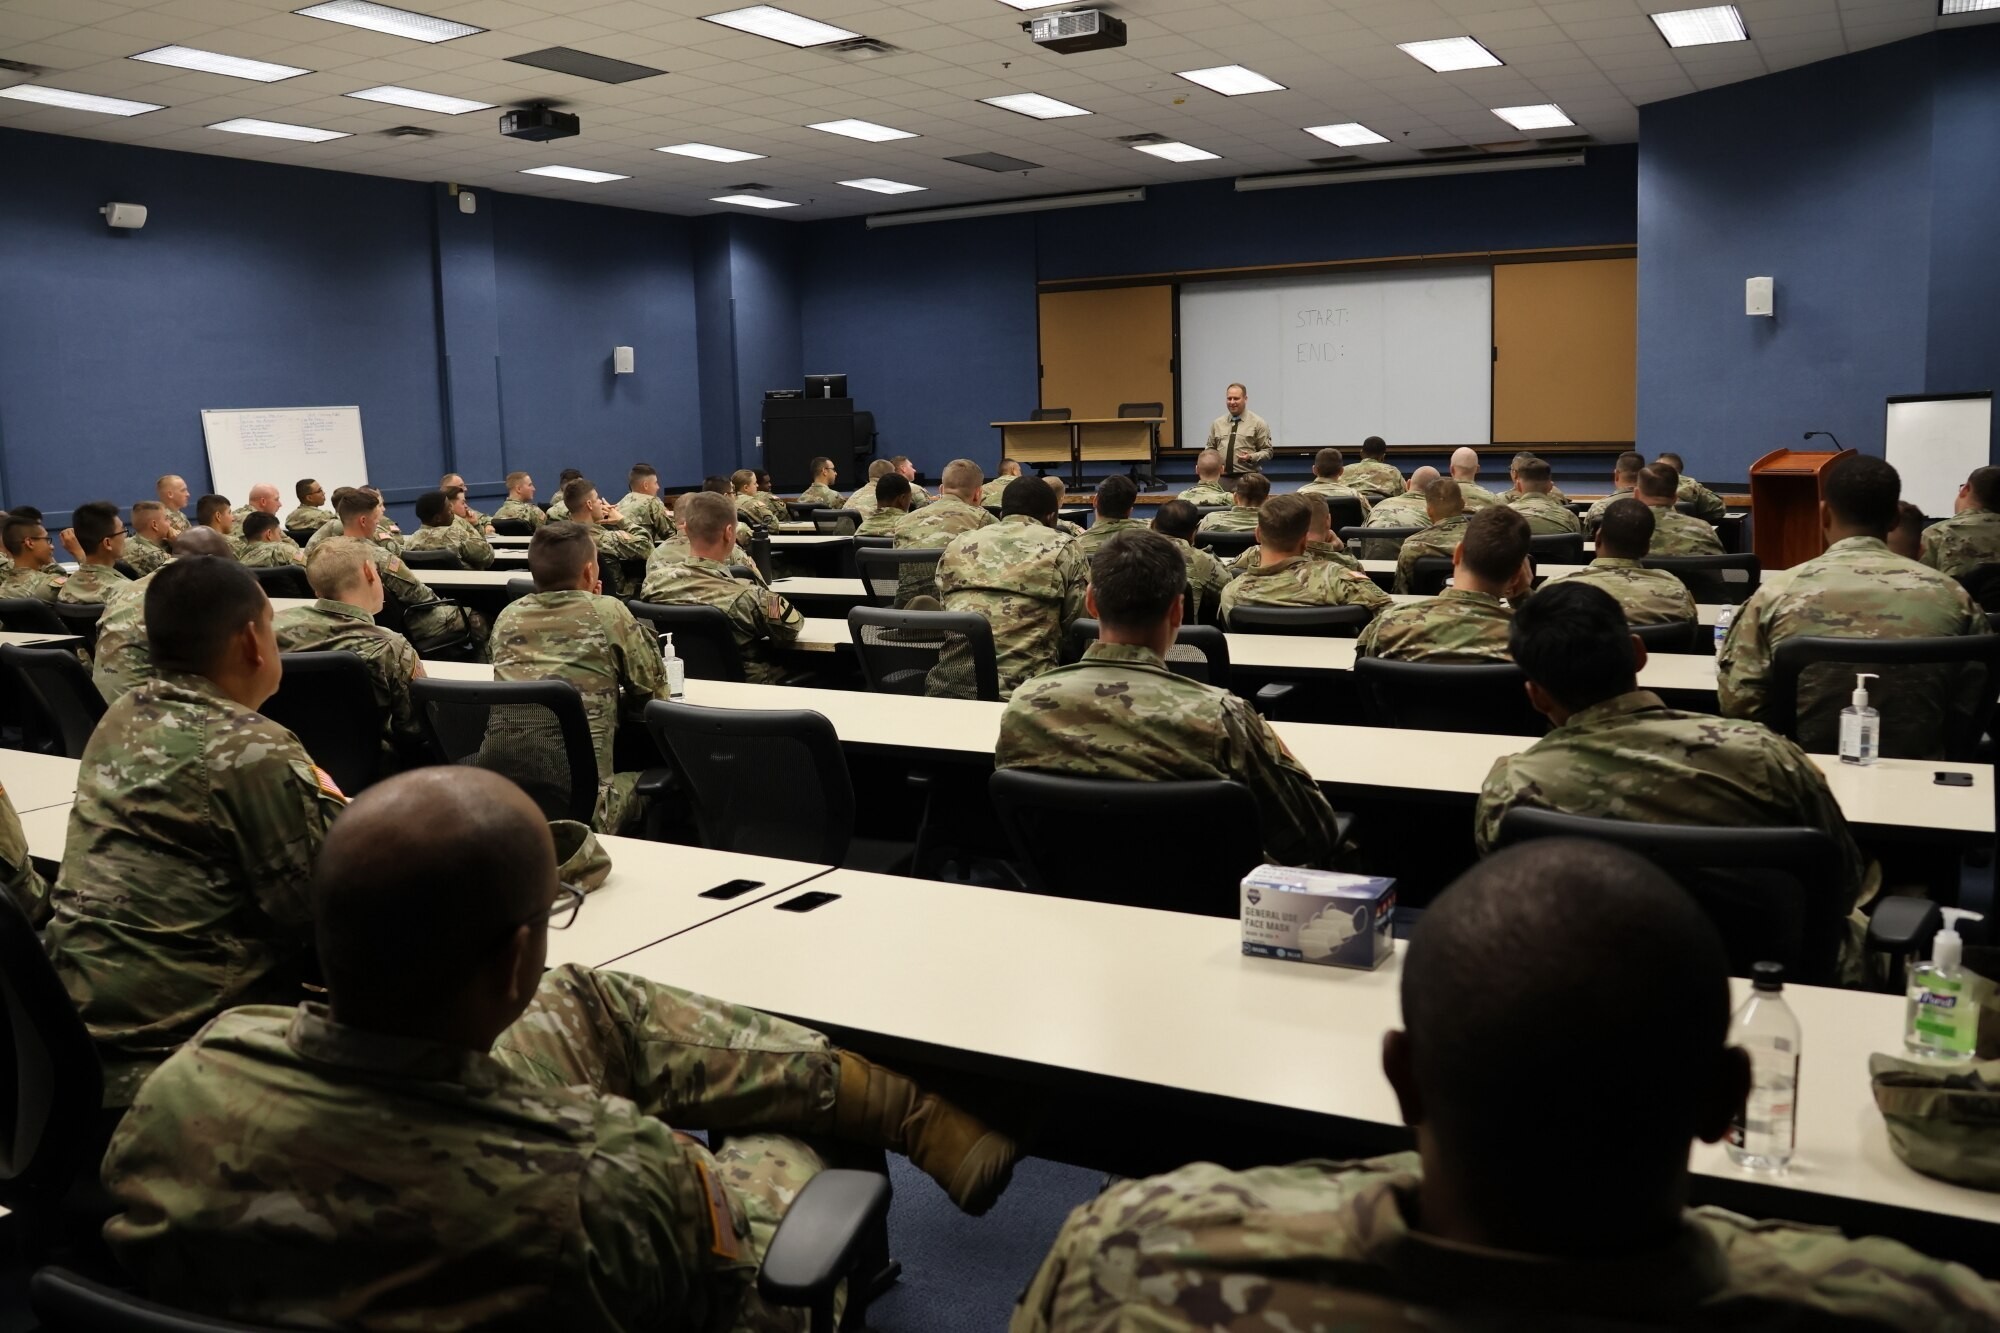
1925, 23, 2000, 451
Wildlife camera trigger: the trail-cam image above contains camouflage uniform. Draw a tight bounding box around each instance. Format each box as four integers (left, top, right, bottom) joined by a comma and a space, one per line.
57, 563, 128, 605
1392, 512, 1473, 594
1219, 554, 1390, 625
1918, 507, 2000, 581
1296, 479, 1374, 522
0, 782, 50, 927
1357, 491, 1431, 562
492, 497, 548, 531
353, 542, 487, 659
0, 565, 66, 603
1558, 557, 1698, 626
1011, 1152, 2000, 1332
1456, 480, 1500, 510
1475, 689, 1875, 914
614, 492, 678, 544
934, 515, 1089, 699
1582, 486, 1636, 529
1074, 516, 1148, 559
1503, 483, 1572, 507
846, 484, 930, 514
855, 509, 904, 537
274, 599, 424, 765
1357, 588, 1514, 663
124, 535, 171, 577
236, 540, 305, 569
797, 482, 843, 509
581, 521, 654, 601
307, 519, 402, 559
92, 570, 158, 704
404, 521, 494, 570
640, 557, 801, 686
546, 496, 571, 523
1205, 410, 1273, 470
103, 964, 843, 1333
1197, 506, 1260, 535
45, 671, 342, 1105
736, 492, 789, 531
981, 474, 1018, 505
1648, 505, 1726, 556
284, 504, 334, 531
1719, 535, 1983, 757
893, 494, 996, 603
1165, 536, 1234, 625
1230, 539, 1360, 576
1342, 458, 1405, 501
492, 589, 666, 832
1054, 518, 1086, 539
645, 536, 695, 579
1680, 474, 1729, 525
163, 509, 190, 536
1506, 492, 1582, 535
998, 641, 1343, 867
1177, 479, 1231, 507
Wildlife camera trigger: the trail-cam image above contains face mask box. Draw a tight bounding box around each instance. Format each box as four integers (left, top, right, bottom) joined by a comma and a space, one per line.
1241, 865, 1396, 970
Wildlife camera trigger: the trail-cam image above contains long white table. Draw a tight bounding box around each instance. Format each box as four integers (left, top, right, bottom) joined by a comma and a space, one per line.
488, 534, 531, 547
0, 750, 81, 812
413, 568, 525, 590
20, 800, 67, 860
0, 631, 83, 649
1360, 559, 1586, 581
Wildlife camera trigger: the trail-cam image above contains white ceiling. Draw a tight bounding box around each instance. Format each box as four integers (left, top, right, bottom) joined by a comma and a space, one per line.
0, 0, 1991, 220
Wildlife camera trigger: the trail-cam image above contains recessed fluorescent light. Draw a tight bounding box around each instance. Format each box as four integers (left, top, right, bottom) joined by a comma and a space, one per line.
808, 118, 917, 141
1397, 36, 1504, 72
1305, 122, 1388, 147
1939, 0, 1997, 12
1649, 5, 1747, 46
296, 0, 482, 40
345, 85, 492, 114
659, 142, 766, 162
1175, 64, 1285, 96
209, 117, 350, 141
1133, 140, 1219, 163
1492, 103, 1574, 130
131, 46, 310, 82
839, 177, 924, 194
0, 84, 162, 116
521, 165, 629, 183
702, 6, 860, 47
712, 193, 799, 209
981, 92, 1090, 119
991, 0, 1073, 9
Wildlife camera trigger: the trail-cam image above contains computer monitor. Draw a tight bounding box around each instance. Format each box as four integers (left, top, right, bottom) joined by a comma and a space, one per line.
804, 373, 848, 399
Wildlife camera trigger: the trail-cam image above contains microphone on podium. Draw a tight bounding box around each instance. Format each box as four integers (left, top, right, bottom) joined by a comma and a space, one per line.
1802, 430, 1844, 449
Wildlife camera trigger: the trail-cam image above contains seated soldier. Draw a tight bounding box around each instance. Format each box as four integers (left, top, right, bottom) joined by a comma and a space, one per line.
1358, 463, 1438, 562
983, 457, 1023, 506
615, 464, 677, 543
1502, 457, 1581, 535
286, 477, 335, 532
307, 486, 402, 558
194, 493, 237, 550
56, 500, 130, 603
890, 456, 934, 509
856, 473, 915, 536
1392, 475, 1473, 594
1344, 435, 1406, 501
1361, 505, 1531, 662
235, 511, 306, 567
1150, 498, 1234, 624
101, 766, 1019, 1330
1218, 494, 1389, 626
1888, 500, 1927, 561
1918, 464, 2000, 578
893, 458, 993, 603
91, 527, 231, 703
643, 492, 701, 574
492, 471, 547, 530
490, 523, 666, 833
1229, 493, 1359, 574
233, 483, 283, 526
1295, 447, 1375, 521
46, 556, 344, 1108
1658, 450, 1728, 524
1012, 838, 1998, 1331
844, 458, 898, 513
329, 488, 487, 658
1500, 450, 1571, 507
1000, 529, 1342, 868
0, 784, 50, 927
1638, 464, 1726, 555
276, 537, 427, 767
641, 492, 802, 685
405, 489, 495, 569
124, 500, 176, 576
563, 476, 653, 599
1448, 447, 1498, 508
438, 472, 489, 529
1195, 470, 1268, 533
1583, 450, 1646, 530
543, 468, 584, 521
934, 476, 1088, 698
1076, 474, 1146, 557
0, 512, 68, 602
1176, 449, 1231, 507
732, 468, 788, 530
798, 454, 843, 509
1559, 498, 1696, 626
1044, 478, 1086, 538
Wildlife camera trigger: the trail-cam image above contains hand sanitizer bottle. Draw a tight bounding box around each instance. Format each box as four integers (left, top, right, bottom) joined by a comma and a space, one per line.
662, 633, 685, 699
1906, 908, 1985, 1061
1838, 672, 1879, 766
1726, 962, 1800, 1173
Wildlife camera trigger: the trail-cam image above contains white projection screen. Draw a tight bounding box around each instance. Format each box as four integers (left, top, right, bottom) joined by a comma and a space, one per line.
1178, 267, 1493, 449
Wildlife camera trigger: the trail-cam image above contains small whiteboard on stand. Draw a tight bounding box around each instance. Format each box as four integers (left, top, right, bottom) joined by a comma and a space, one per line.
1885, 393, 1991, 518
200, 406, 369, 505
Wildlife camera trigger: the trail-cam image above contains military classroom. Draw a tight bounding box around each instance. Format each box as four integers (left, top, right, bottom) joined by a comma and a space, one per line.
9, 0, 2000, 1328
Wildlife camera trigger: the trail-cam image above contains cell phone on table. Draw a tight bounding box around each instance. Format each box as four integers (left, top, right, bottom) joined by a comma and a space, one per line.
775, 891, 841, 913
700, 879, 764, 900
1935, 772, 1974, 787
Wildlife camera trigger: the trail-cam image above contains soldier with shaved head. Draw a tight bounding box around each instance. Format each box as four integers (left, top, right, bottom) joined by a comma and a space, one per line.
891, 457, 994, 602
276, 536, 426, 766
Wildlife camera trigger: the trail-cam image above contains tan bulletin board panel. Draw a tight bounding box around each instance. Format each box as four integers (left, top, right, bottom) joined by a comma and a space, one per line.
1492, 257, 1636, 443
1038, 284, 1177, 448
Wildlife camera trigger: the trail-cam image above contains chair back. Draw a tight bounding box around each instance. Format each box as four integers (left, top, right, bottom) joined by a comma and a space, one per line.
626, 601, 746, 682
1640, 553, 1761, 606
50, 603, 105, 654
0, 896, 103, 1228
259, 652, 387, 795
1224, 604, 1372, 638
31, 1267, 282, 1332
1408, 556, 1455, 597
1352, 658, 1547, 737
1528, 532, 1585, 566
0, 645, 105, 758
490, 518, 535, 537
284, 527, 318, 548
1192, 530, 1256, 560
1319, 495, 1365, 531
505, 577, 537, 604
113, 561, 141, 581
1493, 808, 1847, 984
1630, 620, 1702, 654
1030, 407, 1072, 422
1768, 633, 2000, 762
849, 607, 999, 701
1059, 619, 1230, 688
250, 565, 314, 600
0, 598, 65, 636
1116, 402, 1162, 419
400, 547, 465, 571
854, 547, 943, 608
1956, 563, 2000, 614
374, 594, 475, 660
1341, 525, 1422, 561
410, 677, 599, 824
989, 771, 1264, 915
852, 535, 894, 551
812, 508, 860, 536
645, 701, 855, 863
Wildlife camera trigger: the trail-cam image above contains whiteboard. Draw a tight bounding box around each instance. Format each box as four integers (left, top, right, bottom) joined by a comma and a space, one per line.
1885, 395, 1991, 518
199, 406, 369, 505
1178, 268, 1492, 449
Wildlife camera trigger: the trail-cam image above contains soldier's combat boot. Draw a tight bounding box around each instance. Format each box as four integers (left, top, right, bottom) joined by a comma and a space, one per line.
828, 1052, 1017, 1215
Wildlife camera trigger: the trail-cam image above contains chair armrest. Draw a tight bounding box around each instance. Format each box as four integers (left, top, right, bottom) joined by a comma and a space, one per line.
756, 1170, 892, 1310
1868, 895, 1942, 958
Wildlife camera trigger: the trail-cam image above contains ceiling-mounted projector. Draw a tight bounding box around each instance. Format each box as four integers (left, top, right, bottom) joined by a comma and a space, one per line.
1028, 10, 1126, 53
500, 105, 579, 142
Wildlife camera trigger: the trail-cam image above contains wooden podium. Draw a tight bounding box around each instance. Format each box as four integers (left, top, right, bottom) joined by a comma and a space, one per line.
1748, 447, 1854, 570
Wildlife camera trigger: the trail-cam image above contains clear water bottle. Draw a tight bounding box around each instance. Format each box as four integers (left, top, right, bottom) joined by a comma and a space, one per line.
1713, 603, 1735, 656
661, 632, 686, 700
1725, 961, 1800, 1173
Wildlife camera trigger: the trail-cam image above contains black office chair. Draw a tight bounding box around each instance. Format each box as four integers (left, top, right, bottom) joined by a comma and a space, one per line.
852, 535, 894, 551
1766, 633, 2000, 761
1031, 407, 1072, 422
1117, 401, 1162, 419
259, 652, 388, 795
401, 547, 466, 571
811, 508, 860, 536
1342, 525, 1423, 561
284, 527, 318, 548
1193, 530, 1256, 560
1640, 553, 1761, 606
1059, 618, 1230, 690
1320, 496, 1365, 531
1675, 500, 1707, 519
1224, 604, 1373, 638
250, 564, 314, 600
490, 518, 536, 537
1630, 620, 1703, 654
852, 410, 878, 459
1407, 556, 1455, 597
1353, 658, 1547, 737
1957, 564, 2000, 615
113, 561, 141, 581
375, 595, 478, 663
50, 602, 105, 654
505, 576, 537, 604
626, 601, 747, 682
989, 771, 1265, 915
0, 597, 66, 636
849, 606, 1000, 701
31, 1169, 890, 1333
0, 645, 105, 758
1528, 532, 1585, 566
411, 678, 600, 824
855, 547, 943, 608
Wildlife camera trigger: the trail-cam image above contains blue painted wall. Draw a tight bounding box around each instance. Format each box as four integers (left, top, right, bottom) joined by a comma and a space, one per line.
1925, 24, 2000, 407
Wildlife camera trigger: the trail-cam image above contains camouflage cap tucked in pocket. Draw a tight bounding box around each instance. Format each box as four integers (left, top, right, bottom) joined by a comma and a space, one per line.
1870, 1053, 2000, 1191
550, 819, 613, 891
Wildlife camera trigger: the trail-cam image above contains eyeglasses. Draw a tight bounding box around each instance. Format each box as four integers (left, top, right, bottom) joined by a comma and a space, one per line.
536, 883, 586, 930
